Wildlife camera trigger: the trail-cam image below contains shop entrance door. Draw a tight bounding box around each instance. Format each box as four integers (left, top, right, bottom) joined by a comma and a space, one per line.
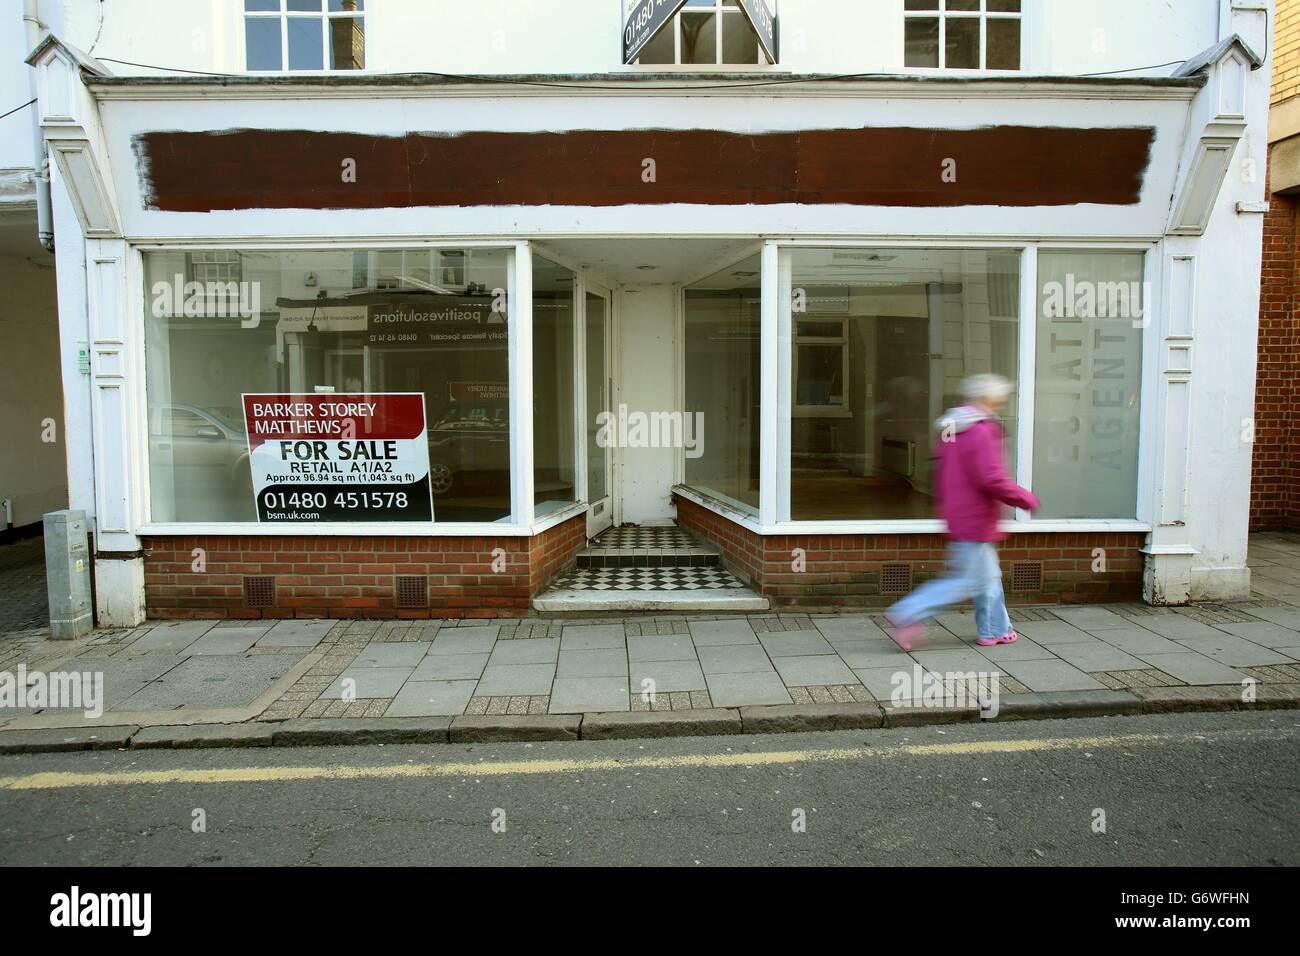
585, 285, 614, 538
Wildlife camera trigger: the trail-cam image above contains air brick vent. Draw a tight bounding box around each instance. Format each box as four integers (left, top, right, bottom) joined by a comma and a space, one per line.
880, 563, 913, 595
1011, 562, 1044, 593
243, 575, 276, 609
396, 575, 429, 609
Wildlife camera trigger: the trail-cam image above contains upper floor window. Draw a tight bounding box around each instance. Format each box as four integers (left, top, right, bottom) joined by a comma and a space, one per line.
636, 0, 766, 66
244, 0, 365, 72
904, 0, 1020, 71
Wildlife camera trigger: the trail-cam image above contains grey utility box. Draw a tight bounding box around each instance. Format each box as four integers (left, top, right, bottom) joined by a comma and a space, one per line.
44, 509, 93, 640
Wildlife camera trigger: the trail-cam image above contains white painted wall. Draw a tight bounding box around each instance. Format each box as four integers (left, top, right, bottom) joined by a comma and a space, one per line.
616, 284, 677, 525
0, 251, 65, 527
29, 0, 1231, 78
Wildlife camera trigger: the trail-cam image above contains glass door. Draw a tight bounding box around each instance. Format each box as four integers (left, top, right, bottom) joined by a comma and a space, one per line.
585, 286, 614, 538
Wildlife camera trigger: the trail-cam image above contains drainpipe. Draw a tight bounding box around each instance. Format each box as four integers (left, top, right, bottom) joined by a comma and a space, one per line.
23, 0, 54, 252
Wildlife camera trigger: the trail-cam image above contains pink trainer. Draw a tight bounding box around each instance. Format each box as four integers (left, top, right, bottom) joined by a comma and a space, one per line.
977, 630, 1018, 647
885, 616, 928, 652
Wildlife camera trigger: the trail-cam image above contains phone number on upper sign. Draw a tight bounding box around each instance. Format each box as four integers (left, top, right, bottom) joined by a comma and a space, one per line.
261, 492, 410, 512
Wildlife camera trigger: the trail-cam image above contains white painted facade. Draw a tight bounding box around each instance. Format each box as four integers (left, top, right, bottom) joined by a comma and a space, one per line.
13, 0, 1275, 622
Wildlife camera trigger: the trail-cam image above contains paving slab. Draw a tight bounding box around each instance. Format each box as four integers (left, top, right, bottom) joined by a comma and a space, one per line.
705, 671, 792, 707
186, 626, 270, 656
1241, 606, 1300, 629
758, 630, 835, 658
556, 648, 628, 679
410, 653, 489, 681
628, 660, 707, 694
256, 619, 334, 648
772, 654, 859, 687
321, 666, 415, 700
1049, 606, 1131, 630
833, 640, 909, 669
911, 648, 998, 674
997, 658, 1106, 692
1172, 634, 1294, 667
1046, 641, 1149, 673
1211, 621, 1300, 648
1133, 652, 1250, 685
1012, 621, 1100, 645
63, 655, 184, 711
1091, 628, 1187, 655
853, 665, 914, 701
560, 624, 626, 650
352, 641, 431, 668
385, 680, 477, 717
813, 615, 888, 642
688, 619, 759, 646
969, 635, 1059, 661
1132, 616, 1229, 641
475, 662, 555, 696
627, 634, 697, 662
549, 677, 630, 714
488, 638, 560, 666
114, 654, 303, 709
123, 621, 215, 654
428, 627, 499, 656
696, 644, 775, 675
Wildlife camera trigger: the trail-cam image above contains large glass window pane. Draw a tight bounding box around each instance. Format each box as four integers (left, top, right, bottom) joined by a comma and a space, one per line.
533, 256, 576, 515
684, 256, 761, 514
788, 248, 1021, 521
1033, 251, 1145, 519
245, 17, 282, 70
144, 248, 512, 524
721, 11, 758, 63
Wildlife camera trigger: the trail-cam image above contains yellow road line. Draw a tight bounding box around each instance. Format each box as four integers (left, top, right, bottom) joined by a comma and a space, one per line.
0, 727, 1288, 791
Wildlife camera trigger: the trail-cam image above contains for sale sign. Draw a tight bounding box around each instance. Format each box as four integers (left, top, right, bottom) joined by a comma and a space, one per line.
241, 393, 433, 522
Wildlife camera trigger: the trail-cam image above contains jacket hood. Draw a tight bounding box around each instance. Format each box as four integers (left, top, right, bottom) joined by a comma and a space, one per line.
936, 404, 993, 435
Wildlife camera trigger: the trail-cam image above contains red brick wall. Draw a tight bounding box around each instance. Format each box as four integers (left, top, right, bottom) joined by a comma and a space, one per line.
676, 494, 1144, 607
142, 514, 586, 620
1252, 162, 1300, 531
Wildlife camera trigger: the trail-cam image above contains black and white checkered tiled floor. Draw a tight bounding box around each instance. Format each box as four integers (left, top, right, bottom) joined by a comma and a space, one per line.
549, 566, 748, 591
588, 526, 697, 550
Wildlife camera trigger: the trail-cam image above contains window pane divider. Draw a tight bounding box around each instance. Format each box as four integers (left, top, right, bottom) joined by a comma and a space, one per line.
1015, 244, 1037, 520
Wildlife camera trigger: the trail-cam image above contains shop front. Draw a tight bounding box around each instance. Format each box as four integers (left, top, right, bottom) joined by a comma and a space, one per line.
27, 33, 1267, 623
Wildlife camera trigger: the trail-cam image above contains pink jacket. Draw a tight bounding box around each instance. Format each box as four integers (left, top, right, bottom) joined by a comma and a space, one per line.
932, 408, 1040, 542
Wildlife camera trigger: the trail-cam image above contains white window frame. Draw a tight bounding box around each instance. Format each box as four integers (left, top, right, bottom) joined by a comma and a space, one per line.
792, 317, 852, 418
131, 239, 587, 538
686, 239, 1156, 536
243, 0, 366, 74
902, 0, 1022, 72
634, 0, 767, 68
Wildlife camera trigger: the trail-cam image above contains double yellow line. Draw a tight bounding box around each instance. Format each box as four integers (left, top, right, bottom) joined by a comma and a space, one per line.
0, 727, 1285, 791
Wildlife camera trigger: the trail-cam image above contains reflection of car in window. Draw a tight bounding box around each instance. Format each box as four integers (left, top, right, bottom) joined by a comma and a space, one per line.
149, 404, 253, 515
426, 400, 510, 496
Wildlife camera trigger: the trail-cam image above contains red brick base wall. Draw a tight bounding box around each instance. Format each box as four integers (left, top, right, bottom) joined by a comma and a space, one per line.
142, 514, 586, 620
675, 495, 1144, 607
1251, 155, 1300, 530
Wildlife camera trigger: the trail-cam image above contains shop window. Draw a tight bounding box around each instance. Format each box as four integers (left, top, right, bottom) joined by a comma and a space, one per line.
683, 254, 761, 514
533, 256, 577, 516
143, 247, 511, 524
244, 0, 365, 72
904, 0, 1020, 71
1033, 251, 1145, 519
786, 248, 1021, 521
637, 0, 766, 66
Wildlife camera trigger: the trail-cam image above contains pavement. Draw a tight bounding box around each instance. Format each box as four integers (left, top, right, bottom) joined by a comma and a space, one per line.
1, 532, 1299, 751
0, 711, 1295, 866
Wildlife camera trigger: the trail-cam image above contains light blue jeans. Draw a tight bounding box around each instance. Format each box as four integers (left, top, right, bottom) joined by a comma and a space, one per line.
887, 541, 1010, 640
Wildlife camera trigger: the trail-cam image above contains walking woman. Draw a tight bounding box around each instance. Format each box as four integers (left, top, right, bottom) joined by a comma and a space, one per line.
884, 374, 1040, 652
